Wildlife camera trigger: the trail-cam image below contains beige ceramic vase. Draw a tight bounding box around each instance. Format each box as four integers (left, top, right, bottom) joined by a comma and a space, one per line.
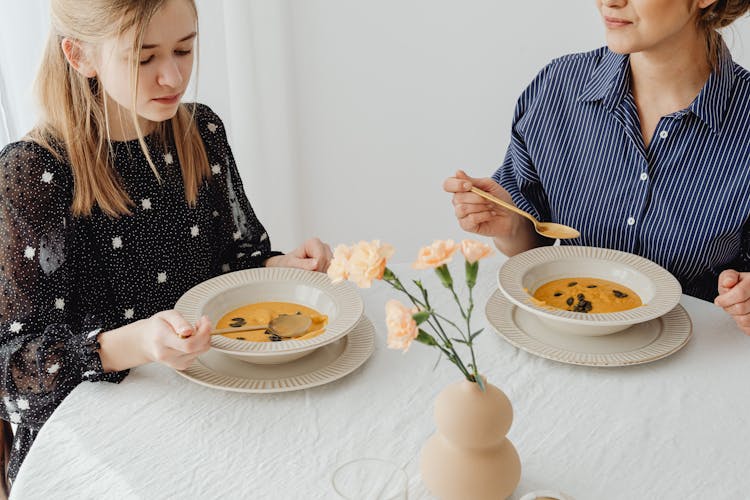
420, 378, 521, 500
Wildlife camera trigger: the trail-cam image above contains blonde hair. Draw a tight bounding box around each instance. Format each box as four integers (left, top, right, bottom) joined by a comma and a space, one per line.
28, 0, 210, 217
699, 0, 750, 67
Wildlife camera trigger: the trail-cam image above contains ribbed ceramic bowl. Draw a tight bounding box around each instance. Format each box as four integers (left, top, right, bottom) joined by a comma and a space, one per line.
175, 268, 364, 364
497, 246, 682, 336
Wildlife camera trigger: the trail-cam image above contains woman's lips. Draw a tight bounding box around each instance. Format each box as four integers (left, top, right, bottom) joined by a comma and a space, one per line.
604, 16, 632, 29
153, 94, 180, 104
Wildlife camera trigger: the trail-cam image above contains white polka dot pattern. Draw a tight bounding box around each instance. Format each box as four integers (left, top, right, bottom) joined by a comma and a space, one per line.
0, 103, 281, 481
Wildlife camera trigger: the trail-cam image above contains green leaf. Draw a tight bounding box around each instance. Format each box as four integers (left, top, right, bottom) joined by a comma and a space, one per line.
383, 267, 396, 281
412, 310, 431, 325
435, 264, 453, 288
465, 261, 479, 289
470, 329, 484, 340
451, 338, 469, 345
416, 330, 438, 346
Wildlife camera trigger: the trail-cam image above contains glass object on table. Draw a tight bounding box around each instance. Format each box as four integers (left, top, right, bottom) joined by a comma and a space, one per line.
331, 458, 408, 499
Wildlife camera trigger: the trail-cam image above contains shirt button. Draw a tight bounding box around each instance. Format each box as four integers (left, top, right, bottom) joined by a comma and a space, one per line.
627, 217, 636, 226
640, 172, 648, 181
659, 130, 668, 139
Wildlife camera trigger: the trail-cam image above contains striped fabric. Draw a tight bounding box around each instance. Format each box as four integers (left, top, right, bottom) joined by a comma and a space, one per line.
493, 41, 750, 301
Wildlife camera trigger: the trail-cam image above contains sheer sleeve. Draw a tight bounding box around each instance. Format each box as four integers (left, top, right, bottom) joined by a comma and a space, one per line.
0, 141, 126, 431
193, 104, 283, 272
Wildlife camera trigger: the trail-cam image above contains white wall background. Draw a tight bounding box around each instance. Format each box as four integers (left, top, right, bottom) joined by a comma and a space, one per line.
2, 1, 750, 261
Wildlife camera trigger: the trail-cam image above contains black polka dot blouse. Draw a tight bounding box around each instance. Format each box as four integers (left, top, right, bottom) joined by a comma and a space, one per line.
0, 103, 281, 482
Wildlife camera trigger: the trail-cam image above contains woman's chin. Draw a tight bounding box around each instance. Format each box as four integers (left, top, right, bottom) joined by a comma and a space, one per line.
605, 34, 642, 55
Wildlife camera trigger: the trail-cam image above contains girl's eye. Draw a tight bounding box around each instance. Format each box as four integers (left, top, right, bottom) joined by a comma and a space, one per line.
175, 49, 192, 56
139, 55, 154, 65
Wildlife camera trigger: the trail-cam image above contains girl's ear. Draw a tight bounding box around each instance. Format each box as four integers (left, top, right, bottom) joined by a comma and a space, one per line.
61, 37, 97, 78
697, 0, 718, 9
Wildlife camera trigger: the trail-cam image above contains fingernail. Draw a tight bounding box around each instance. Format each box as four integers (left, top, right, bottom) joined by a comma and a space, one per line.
463, 182, 471, 190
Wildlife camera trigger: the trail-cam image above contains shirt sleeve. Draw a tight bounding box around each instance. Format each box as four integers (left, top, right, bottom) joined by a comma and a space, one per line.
0, 142, 127, 431
729, 217, 750, 272
192, 104, 283, 272
492, 64, 553, 222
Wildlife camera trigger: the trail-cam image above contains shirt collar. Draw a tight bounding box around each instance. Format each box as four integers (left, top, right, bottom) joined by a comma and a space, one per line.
689, 39, 735, 133
578, 48, 630, 110
579, 42, 736, 133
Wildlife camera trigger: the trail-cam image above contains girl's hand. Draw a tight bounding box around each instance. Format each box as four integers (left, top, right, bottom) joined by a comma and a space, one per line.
443, 170, 520, 239
714, 270, 750, 335
140, 311, 212, 370
265, 237, 333, 272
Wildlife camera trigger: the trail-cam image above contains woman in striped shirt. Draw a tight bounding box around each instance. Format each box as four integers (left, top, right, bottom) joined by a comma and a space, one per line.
445, 0, 750, 332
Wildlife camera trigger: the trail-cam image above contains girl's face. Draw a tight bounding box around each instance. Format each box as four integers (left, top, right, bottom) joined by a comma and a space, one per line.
596, 0, 716, 54
95, 0, 196, 126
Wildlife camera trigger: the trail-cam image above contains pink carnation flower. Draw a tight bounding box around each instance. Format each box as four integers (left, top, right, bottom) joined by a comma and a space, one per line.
348, 240, 395, 288
413, 240, 458, 269
385, 300, 419, 352
460, 239, 494, 263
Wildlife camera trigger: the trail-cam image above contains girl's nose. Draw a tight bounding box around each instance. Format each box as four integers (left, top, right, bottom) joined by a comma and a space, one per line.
157, 58, 183, 88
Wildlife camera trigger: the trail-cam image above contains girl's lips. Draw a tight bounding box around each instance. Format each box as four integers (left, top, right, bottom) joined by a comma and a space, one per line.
153, 94, 180, 104
604, 16, 632, 28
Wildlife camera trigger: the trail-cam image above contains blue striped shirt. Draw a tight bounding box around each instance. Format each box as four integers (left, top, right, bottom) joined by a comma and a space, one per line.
493, 42, 750, 301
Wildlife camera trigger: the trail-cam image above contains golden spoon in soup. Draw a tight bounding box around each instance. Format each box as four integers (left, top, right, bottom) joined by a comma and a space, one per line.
532, 278, 642, 313
215, 302, 328, 342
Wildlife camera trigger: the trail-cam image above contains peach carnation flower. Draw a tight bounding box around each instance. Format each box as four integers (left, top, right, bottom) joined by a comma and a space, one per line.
413, 239, 458, 269
348, 240, 395, 288
326, 244, 352, 283
460, 239, 494, 264
385, 300, 419, 352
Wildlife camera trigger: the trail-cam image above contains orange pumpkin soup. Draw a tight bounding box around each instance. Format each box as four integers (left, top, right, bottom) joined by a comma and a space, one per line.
532, 278, 642, 313
216, 302, 328, 341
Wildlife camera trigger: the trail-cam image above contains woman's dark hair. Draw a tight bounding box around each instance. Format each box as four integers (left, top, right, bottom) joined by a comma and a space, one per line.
699, 0, 750, 66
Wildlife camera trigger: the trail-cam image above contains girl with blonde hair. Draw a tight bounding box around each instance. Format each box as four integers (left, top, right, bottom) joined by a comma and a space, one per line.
446, 0, 750, 331
0, 0, 332, 483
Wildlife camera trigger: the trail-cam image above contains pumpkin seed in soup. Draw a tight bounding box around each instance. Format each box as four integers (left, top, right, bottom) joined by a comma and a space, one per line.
533, 278, 641, 313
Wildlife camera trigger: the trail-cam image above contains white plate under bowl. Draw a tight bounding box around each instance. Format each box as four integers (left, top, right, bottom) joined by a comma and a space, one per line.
486, 289, 691, 367
176, 316, 375, 393
175, 267, 363, 364
498, 246, 682, 336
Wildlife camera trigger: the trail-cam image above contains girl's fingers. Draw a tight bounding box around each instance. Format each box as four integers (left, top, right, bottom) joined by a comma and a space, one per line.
154, 310, 194, 338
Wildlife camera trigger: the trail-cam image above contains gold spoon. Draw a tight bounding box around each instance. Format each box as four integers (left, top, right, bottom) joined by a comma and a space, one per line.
211, 314, 313, 339
470, 187, 580, 240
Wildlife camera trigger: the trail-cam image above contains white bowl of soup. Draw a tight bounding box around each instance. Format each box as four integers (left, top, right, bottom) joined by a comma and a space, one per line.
497, 246, 682, 336
175, 267, 363, 364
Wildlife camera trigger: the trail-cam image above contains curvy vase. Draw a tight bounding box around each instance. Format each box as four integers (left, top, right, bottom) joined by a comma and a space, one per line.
420, 378, 521, 500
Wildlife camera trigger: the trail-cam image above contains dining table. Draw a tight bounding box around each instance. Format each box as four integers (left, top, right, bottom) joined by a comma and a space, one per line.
10, 253, 750, 499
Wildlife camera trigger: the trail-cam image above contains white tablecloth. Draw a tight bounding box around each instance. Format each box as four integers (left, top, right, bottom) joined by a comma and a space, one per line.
11, 255, 750, 499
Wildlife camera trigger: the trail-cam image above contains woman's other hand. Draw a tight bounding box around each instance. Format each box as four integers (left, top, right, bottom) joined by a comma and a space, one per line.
265, 237, 333, 272
443, 170, 539, 256
715, 269, 750, 335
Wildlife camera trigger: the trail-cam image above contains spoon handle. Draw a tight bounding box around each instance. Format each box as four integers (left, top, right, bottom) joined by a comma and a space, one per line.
470, 187, 538, 224
211, 324, 268, 336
